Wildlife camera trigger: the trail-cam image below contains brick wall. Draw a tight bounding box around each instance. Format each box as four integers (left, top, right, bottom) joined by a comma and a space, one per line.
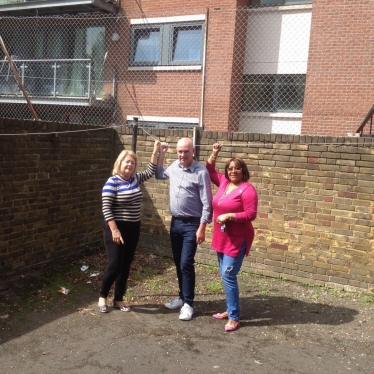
1, 119, 373, 292
0, 118, 115, 272
134, 129, 374, 292
302, 0, 374, 136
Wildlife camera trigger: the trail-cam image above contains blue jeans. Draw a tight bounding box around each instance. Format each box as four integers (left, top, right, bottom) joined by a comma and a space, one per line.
170, 216, 200, 307
217, 240, 246, 321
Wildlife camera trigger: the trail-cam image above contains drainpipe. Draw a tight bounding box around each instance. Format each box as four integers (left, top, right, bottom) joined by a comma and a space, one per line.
112, 68, 116, 99
193, 126, 199, 160
132, 117, 138, 152
199, 8, 209, 129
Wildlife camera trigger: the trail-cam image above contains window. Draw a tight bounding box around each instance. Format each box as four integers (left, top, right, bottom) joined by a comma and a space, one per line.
132, 28, 160, 64
2, 25, 105, 98
130, 22, 204, 66
249, 0, 312, 6
242, 74, 306, 113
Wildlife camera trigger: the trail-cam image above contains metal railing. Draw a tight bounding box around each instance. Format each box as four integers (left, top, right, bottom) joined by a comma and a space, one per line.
0, 58, 96, 102
0, 0, 49, 3
356, 104, 374, 136
0, 0, 118, 4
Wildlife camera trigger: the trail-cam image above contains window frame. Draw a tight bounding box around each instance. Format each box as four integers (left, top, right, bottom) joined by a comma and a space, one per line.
130, 25, 161, 66
241, 74, 306, 113
4, 24, 106, 98
130, 21, 205, 67
249, 0, 312, 6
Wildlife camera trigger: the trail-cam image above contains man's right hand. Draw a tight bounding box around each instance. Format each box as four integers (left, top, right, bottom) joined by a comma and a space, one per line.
160, 142, 169, 153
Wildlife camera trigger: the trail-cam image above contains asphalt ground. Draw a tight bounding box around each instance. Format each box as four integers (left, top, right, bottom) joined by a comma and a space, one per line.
0, 250, 373, 374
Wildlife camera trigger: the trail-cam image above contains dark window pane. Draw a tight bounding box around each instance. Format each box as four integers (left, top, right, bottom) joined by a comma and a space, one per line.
133, 28, 160, 64
172, 26, 202, 62
250, 0, 311, 5
275, 75, 305, 112
242, 75, 275, 112
284, 0, 312, 4
250, 0, 283, 5
242, 74, 306, 113
86, 27, 106, 96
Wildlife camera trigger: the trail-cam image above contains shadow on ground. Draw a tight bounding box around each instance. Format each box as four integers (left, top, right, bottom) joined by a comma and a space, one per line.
128, 294, 358, 326
0, 248, 367, 348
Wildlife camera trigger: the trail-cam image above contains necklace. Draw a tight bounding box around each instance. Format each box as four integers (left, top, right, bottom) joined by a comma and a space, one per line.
225, 183, 239, 195
218, 183, 239, 205
118, 173, 131, 182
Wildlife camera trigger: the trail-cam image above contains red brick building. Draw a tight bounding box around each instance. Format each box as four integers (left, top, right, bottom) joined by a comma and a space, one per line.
0, 0, 372, 136
302, 0, 374, 136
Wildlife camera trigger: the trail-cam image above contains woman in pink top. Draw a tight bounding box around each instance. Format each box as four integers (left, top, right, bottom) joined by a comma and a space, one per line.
206, 143, 258, 331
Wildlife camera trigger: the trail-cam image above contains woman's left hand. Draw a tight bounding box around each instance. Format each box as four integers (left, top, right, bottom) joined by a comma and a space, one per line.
112, 229, 124, 244
217, 213, 230, 225
213, 143, 221, 153
153, 140, 160, 154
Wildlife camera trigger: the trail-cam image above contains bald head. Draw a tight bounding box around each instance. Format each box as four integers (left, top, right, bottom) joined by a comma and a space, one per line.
176, 137, 195, 168
177, 137, 193, 149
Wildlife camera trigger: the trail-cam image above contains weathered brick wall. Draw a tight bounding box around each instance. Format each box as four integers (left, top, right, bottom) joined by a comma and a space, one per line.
1, 121, 373, 292
0, 118, 115, 272
133, 129, 374, 292
302, 0, 374, 136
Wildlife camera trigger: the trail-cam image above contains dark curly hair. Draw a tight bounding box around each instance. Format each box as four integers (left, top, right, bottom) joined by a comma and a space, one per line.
224, 157, 250, 182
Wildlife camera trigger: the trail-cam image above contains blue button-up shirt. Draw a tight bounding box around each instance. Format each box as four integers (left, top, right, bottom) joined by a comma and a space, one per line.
155, 159, 212, 224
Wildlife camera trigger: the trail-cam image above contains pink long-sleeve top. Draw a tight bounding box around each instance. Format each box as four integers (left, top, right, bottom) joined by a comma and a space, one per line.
206, 162, 258, 257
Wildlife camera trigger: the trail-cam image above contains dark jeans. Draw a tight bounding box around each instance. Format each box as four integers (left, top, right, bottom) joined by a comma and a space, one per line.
99, 220, 140, 301
170, 216, 200, 307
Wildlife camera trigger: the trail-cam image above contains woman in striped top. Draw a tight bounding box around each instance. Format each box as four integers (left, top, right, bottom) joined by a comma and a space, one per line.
98, 141, 160, 313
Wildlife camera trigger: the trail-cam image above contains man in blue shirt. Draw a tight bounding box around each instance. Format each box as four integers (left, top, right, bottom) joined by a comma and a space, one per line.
155, 138, 212, 320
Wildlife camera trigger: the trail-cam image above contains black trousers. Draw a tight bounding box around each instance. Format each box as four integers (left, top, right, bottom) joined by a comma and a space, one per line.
99, 220, 140, 301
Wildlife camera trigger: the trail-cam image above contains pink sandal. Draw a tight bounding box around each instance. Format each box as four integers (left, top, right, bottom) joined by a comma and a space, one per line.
212, 312, 228, 320
225, 321, 240, 332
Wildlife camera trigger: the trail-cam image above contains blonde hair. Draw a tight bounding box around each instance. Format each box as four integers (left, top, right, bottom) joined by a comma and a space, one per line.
112, 150, 137, 178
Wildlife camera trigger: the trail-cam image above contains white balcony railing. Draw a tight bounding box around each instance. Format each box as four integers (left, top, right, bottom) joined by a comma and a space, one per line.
0, 58, 109, 105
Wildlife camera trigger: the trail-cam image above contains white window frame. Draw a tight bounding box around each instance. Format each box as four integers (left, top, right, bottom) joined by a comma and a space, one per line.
126, 115, 199, 128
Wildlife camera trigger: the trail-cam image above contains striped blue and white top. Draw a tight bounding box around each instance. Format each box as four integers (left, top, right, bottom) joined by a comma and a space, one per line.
102, 162, 157, 222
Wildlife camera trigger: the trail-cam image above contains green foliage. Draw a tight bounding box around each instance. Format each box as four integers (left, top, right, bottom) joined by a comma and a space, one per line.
361, 295, 374, 304
205, 280, 223, 293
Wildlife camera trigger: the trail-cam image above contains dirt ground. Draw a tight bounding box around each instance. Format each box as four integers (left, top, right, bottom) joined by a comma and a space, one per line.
0, 248, 373, 374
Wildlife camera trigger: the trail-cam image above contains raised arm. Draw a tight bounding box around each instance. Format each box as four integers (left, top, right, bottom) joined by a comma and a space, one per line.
206, 143, 225, 187
137, 140, 160, 183
157, 141, 168, 168
150, 140, 160, 165
207, 142, 222, 165
155, 141, 170, 180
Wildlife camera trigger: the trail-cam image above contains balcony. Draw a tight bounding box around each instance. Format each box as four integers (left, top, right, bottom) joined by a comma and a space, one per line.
0, 0, 118, 16
0, 58, 114, 107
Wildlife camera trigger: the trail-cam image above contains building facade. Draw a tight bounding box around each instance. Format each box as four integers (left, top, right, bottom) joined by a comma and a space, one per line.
0, 0, 372, 136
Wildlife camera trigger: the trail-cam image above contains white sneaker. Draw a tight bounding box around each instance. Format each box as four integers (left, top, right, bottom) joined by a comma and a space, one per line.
179, 303, 194, 321
164, 297, 183, 310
